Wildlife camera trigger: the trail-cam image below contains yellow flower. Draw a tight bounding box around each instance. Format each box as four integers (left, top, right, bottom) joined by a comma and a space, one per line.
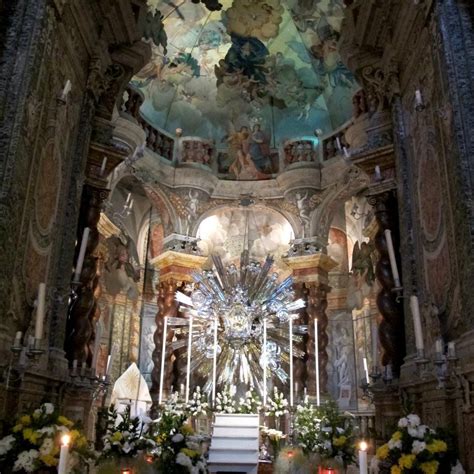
69, 430, 81, 442
391, 466, 401, 474
426, 439, 447, 453
57, 415, 74, 427
399, 454, 416, 469
333, 435, 347, 447
181, 447, 198, 458
111, 431, 123, 442
20, 415, 31, 425
23, 428, 40, 444
376, 443, 389, 460
391, 431, 402, 441
180, 423, 194, 435
39, 454, 59, 467
12, 424, 23, 432
76, 435, 87, 448
420, 460, 439, 474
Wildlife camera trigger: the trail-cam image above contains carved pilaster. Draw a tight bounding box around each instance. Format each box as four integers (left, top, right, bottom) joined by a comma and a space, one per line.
305, 282, 331, 395
66, 184, 109, 364
368, 191, 406, 376
149, 249, 207, 408
283, 252, 337, 398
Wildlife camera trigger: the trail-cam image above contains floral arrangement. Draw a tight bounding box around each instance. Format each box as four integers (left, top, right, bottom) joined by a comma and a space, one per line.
0, 402, 94, 473
294, 399, 356, 468
99, 404, 155, 463
164, 392, 188, 418
260, 426, 286, 457
215, 387, 237, 414
147, 410, 207, 473
186, 387, 209, 417
266, 388, 289, 418
375, 414, 464, 474
237, 390, 262, 414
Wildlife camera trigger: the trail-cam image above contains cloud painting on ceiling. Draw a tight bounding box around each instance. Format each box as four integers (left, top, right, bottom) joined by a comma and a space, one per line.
137, 0, 358, 148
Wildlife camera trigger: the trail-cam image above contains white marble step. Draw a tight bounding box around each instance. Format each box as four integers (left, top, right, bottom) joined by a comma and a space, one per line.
208, 464, 258, 474
211, 437, 258, 450
208, 451, 260, 464
212, 425, 259, 438
214, 414, 260, 426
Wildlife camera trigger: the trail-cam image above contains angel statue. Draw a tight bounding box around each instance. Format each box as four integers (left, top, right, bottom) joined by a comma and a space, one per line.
103, 234, 141, 300
295, 191, 311, 236
351, 241, 375, 287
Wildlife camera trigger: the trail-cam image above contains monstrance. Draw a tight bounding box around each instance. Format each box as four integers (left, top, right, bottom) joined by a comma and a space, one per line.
169, 251, 307, 402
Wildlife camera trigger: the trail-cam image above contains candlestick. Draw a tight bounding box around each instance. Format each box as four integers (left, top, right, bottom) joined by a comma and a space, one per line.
58, 433, 70, 474
100, 157, 107, 176
358, 441, 368, 474
159, 316, 168, 405
289, 316, 294, 407
410, 296, 424, 352
34, 283, 46, 340
212, 318, 218, 407
384, 229, 401, 288
263, 318, 268, 407
363, 357, 370, 384
185, 316, 193, 403
60, 80, 71, 101
13, 331, 22, 348
374, 165, 382, 181
74, 227, 90, 282
315, 318, 320, 406
91, 322, 102, 376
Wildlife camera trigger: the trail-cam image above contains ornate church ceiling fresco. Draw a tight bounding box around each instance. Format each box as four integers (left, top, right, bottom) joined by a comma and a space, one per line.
136, 0, 358, 148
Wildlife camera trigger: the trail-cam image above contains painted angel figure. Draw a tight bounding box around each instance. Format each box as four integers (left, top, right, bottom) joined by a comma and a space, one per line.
351, 241, 375, 287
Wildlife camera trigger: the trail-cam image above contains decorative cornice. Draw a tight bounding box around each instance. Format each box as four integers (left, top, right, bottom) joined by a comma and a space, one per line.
150, 250, 207, 280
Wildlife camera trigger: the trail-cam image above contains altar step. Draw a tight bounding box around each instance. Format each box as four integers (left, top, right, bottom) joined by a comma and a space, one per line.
208, 414, 260, 474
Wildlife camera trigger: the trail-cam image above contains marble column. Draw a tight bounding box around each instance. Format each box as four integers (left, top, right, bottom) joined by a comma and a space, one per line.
149, 247, 207, 409
283, 249, 337, 398
367, 189, 405, 377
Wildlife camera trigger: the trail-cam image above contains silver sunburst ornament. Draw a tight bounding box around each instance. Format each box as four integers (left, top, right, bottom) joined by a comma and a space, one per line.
170, 251, 307, 400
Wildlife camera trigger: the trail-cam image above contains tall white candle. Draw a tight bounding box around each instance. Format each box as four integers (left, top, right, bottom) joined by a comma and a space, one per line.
410, 296, 424, 351
336, 136, 342, 150
128, 199, 134, 210
384, 229, 401, 288
105, 343, 116, 378
375, 165, 382, 181
91, 322, 102, 375
363, 357, 370, 384
74, 227, 90, 282
100, 157, 107, 175
358, 441, 368, 474
35, 283, 46, 339
58, 433, 70, 474
159, 316, 168, 405
13, 331, 22, 348
263, 318, 268, 407
448, 341, 456, 358
343, 146, 350, 158
415, 89, 423, 107
212, 318, 218, 407
289, 316, 294, 407
60, 80, 72, 101
435, 338, 443, 356
185, 316, 193, 404
125, 192, 131, 205
315, 318, 320, 406
371, 318, 378, 371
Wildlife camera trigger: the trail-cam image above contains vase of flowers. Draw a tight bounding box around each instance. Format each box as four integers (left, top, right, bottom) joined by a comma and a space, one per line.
238, 390, 262, 415
294, 399, 356, 472
215, 387, 236, 414
266, 388, 289, 430
374, 413, 464, 473
260, 426, 286, 459
0, 402, 94, 473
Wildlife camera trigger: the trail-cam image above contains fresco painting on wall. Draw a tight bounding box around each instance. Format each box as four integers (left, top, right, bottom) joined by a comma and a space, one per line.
137, 0, 358, 180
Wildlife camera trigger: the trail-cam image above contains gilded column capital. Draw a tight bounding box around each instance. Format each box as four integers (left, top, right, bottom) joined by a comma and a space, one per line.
282, 252, 338, 285
150, 250, 208, 283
